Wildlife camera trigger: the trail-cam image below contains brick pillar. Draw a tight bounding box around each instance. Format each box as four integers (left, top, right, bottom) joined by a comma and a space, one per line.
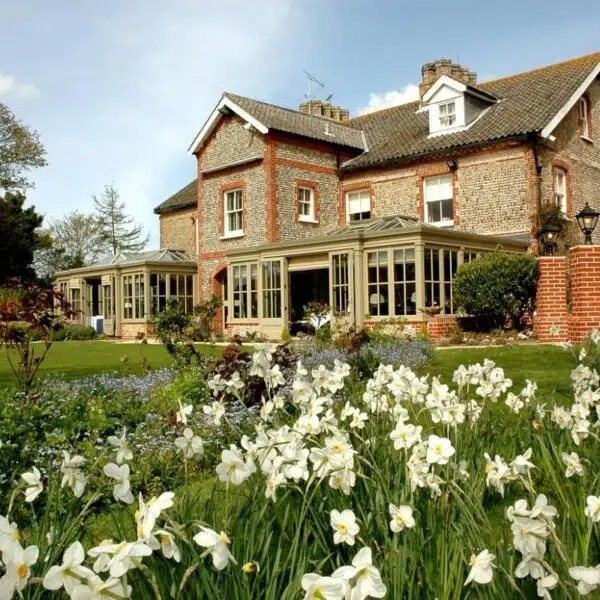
533, 257, 568, 342
568, 246, 600, 342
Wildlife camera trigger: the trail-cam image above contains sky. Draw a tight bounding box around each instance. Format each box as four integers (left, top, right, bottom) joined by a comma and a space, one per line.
2, 0, 600, 247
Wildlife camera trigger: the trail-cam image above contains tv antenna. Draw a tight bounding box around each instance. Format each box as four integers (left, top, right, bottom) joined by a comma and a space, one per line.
303, 70, 324, 104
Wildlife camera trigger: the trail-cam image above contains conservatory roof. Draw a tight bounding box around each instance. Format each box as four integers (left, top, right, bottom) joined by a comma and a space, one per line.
93, 249, 196, 266
54, 249, 197, 277
328, 215, 422, 236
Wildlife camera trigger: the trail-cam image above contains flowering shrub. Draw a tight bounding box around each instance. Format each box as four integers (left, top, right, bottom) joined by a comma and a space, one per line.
2, 337, 600, 598
301, 338, 432, 378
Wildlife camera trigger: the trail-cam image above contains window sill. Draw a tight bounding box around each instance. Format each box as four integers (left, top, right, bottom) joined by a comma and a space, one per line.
298, 216, 319, 224
220, 231, 244, 240
581, 135, 594, 144
427, 220, 454, 228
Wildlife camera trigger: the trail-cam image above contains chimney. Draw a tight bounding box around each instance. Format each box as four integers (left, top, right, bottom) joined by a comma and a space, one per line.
299, 100, 350, 123
419, 58, 477, 100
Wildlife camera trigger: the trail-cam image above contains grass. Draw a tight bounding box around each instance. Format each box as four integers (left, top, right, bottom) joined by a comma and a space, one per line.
0, 340, 575, 394
426, 343, 574, 405
0, 340, 228, 386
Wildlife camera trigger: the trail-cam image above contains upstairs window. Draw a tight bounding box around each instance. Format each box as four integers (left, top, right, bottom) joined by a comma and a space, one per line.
224, 189, 243, 236
439, 101, 456, 128
424, 175, 454, 225
554, 167, 567, 214
579, 96, 591, 139
346, 189, 371, 222
298, 187, 315, 221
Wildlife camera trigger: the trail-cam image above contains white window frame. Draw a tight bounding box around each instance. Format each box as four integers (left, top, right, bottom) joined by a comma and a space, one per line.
580, 97, 591, 140
298, 187, 316, 222
424, 174, 454, 227
438, 101, 456, 128
554, 167, 567, 214
346, 189, 371, 222
223, 189, 244, 238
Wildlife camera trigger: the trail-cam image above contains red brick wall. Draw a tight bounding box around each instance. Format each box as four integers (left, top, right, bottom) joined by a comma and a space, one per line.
427, 316, 461, 339
534, 248, 600, 342
533, 257, 568, 342
568, 246, 600, 341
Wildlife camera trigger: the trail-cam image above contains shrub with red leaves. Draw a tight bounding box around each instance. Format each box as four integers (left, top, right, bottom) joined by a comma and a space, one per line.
0, 279, 75, 397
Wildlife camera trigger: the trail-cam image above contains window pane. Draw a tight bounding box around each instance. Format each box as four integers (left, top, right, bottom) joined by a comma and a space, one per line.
441, 198, 454, 221
428, 201, 441, 223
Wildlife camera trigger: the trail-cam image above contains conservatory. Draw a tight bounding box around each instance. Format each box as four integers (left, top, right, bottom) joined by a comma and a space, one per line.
223, 216, 529, 339
53, 249, 197, 339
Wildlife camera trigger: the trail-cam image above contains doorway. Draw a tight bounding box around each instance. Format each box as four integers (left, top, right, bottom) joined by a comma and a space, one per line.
289, 268, 329, 334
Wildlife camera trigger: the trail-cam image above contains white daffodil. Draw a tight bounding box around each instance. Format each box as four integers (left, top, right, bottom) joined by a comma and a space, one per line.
175, 427, 204, 459
103, 463, 134, 504
203, 400, 226, 425
464, 549, 495, 586
330, 509, 359, 546
42, 541, 94, 594
569, 565, 600, 595
21, 466, 43, 502
107, 429, 133, 464
216, 447, 255, 486
301, 573, 345, 600
426, 435, 455, 465
87, 540, 152, 579
193, 527, 235, 570
71, 573, 132, 599
265, 471, 286, 502
536, 572, 558, 599
562, 451, 584, 478
389, 504, 415, 533
135, 492, 175, 541
0, 516, 21, 554
332, 547, 386, 600
510, 448, 535, 476
87, 539, 115, 573
60, 451, 86, 498
505, 392, 525, 413
0, 542, 39, 599
585, 496, 600, 522
176, 400, 193, 425
154, 529, 181, 562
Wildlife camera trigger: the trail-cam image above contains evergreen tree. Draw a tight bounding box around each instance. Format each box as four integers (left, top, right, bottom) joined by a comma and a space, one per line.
0, 191, 46, 283
92, 183, 148, 255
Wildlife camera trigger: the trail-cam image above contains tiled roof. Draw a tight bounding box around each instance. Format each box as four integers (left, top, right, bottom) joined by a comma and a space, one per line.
154, 179, 196, 214
157, 52, 599, 214
224, 92, 366, 150
344, 51, 600, 170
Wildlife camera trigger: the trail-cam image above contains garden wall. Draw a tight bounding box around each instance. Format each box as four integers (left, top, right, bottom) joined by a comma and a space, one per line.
534, 245, 600, 342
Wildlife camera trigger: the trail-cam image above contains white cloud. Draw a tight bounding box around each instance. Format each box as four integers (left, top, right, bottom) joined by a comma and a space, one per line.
358, 84, 419, 115
0, 74, 39, 99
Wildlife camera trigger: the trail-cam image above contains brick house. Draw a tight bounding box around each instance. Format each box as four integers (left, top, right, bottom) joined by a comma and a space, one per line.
56, 52, 600, 339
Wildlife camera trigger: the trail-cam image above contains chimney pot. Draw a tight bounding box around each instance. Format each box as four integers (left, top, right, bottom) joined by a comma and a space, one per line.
419, 58, 477, 100
298, 99, 350, 122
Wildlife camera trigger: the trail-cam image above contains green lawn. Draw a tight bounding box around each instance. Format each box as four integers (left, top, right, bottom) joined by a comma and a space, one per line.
426, 344, 574, 406
0, 341, 576, 399
0, 341, 227, 386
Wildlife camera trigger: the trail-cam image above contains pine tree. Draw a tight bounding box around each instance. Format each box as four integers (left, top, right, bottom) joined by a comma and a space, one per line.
92, 183, 148, 255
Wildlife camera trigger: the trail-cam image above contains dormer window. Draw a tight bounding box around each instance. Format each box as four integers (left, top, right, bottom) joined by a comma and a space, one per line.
439, 101, 456, 128
419, 63, 497, 137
